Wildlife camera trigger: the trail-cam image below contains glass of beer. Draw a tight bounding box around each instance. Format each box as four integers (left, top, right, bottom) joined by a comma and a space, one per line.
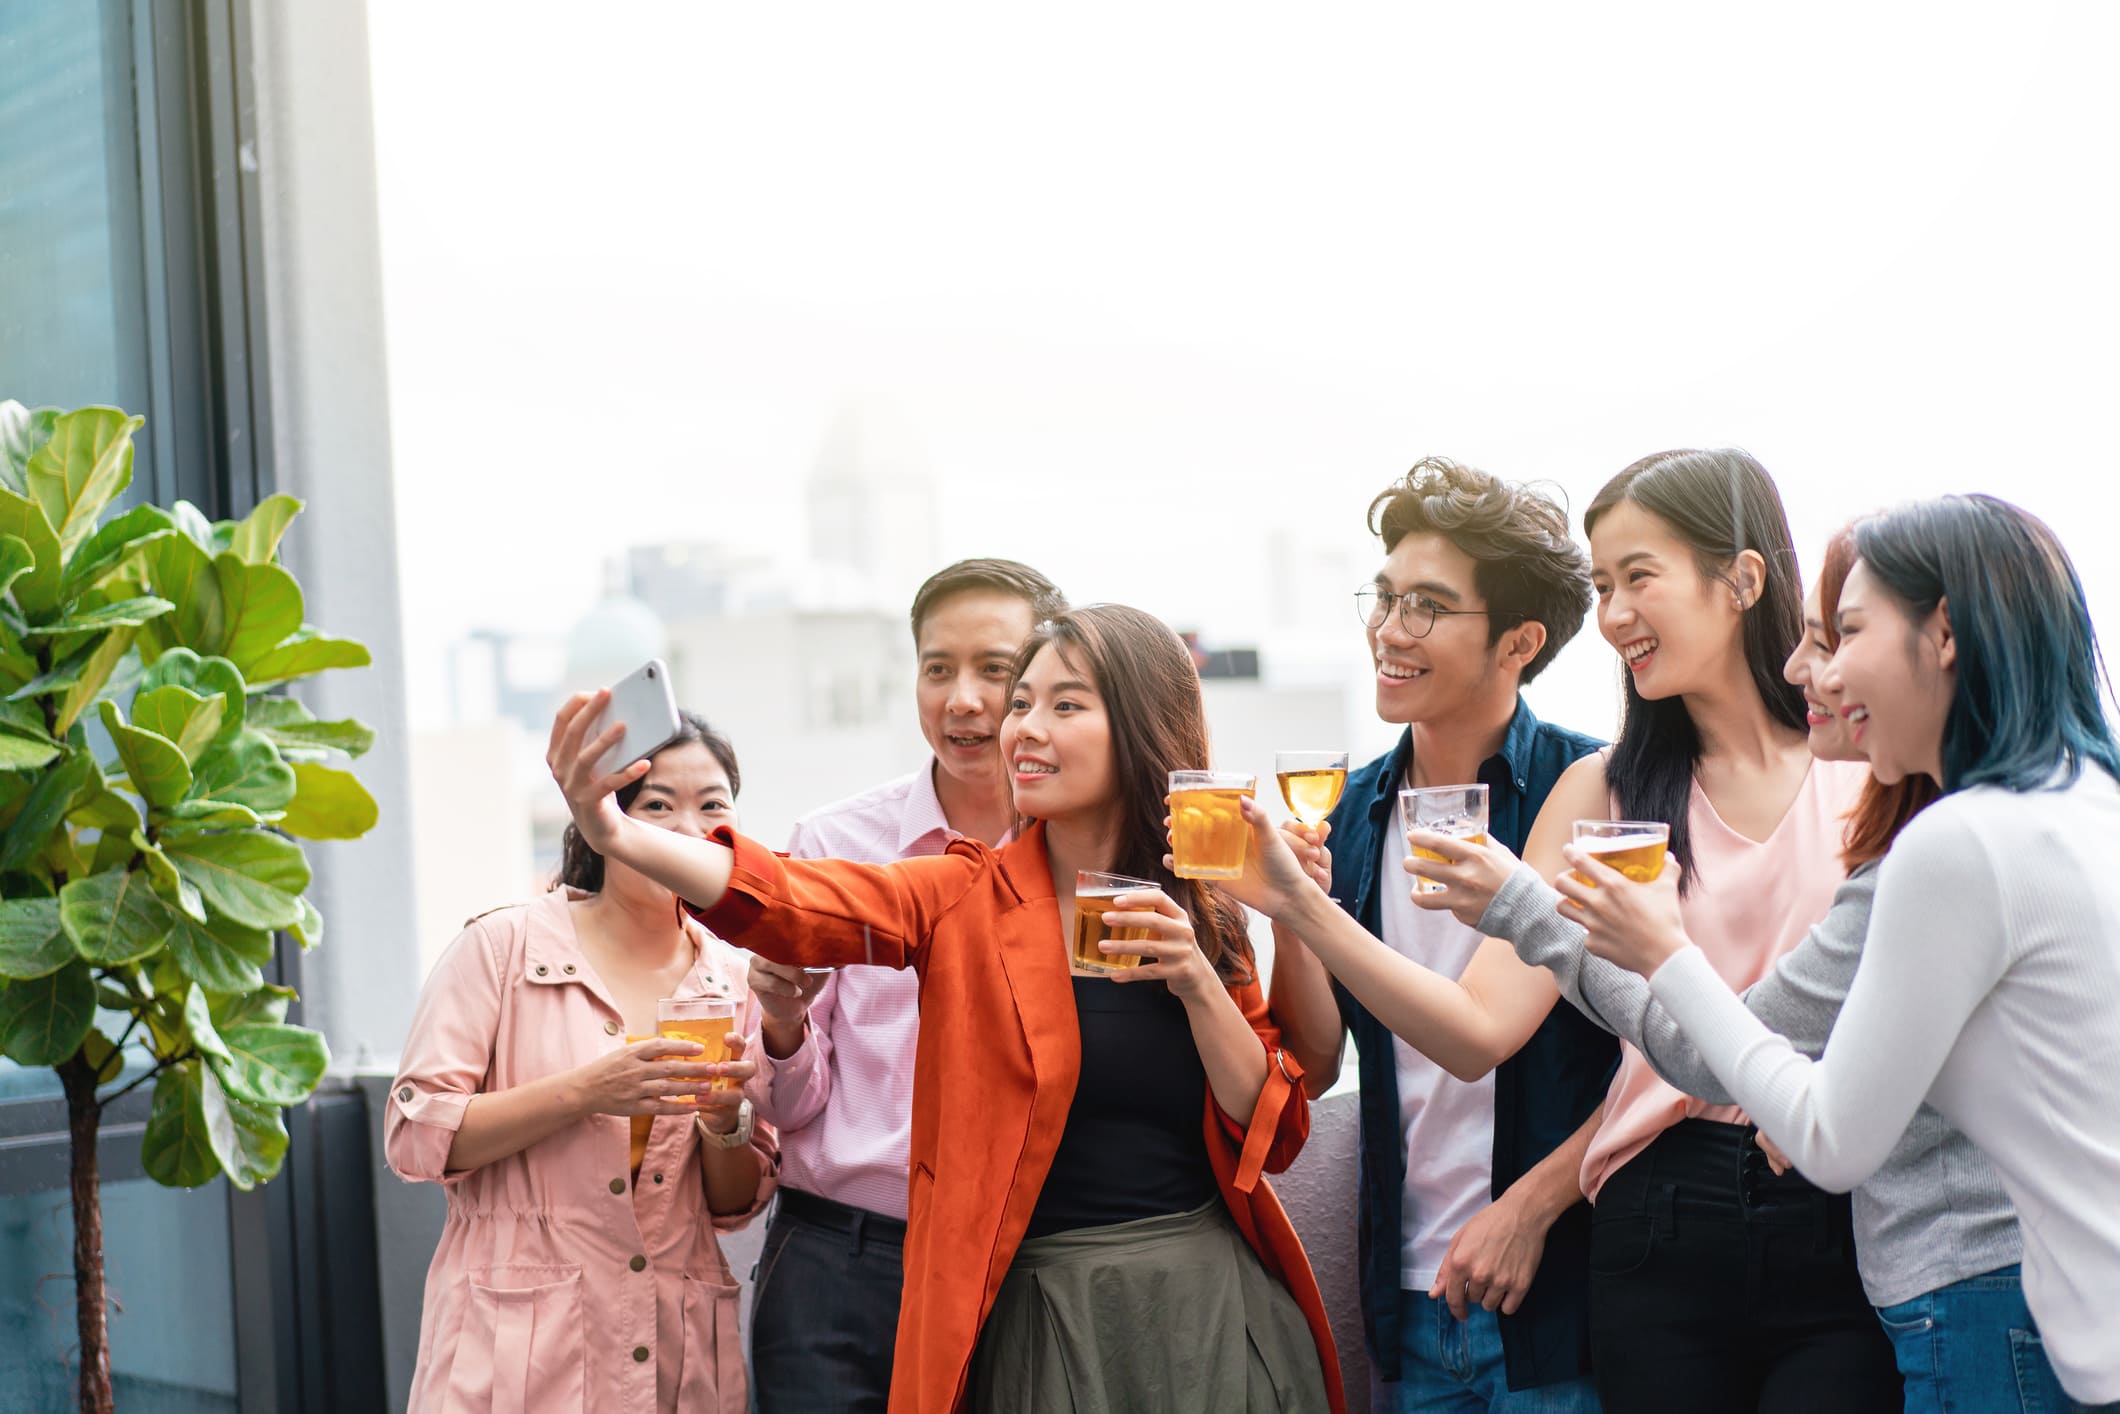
1570, 820, 1671, 886
1072, 871, 1160, 973
657, 997, 738, 1097
1168, 770, 1257, 879
1402, 784, 1489, 893
1276, 751, 1349, 826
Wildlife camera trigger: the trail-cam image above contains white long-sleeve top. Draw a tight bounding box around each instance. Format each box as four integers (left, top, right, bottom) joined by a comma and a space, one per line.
1647, 766, 2120, 1404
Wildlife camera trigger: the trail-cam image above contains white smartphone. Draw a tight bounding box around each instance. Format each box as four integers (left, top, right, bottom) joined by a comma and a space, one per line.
592, 659, 684, 779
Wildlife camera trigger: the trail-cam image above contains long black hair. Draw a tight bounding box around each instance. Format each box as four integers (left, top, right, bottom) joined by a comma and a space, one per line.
1584, 449, 1807, 890
558, 711, 741, 893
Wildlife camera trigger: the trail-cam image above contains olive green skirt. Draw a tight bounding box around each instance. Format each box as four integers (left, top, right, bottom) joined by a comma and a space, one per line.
966, 1200, 1330, 1414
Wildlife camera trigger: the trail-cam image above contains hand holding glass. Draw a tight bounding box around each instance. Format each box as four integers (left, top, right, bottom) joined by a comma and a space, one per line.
657, 997, 737, 1097
1569, 821, 1670, 886
1072, 871, 1160, 973
1404, 785, 1489, 894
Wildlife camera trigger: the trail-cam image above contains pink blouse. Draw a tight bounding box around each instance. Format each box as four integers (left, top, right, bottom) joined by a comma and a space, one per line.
1581, 758, 1866, 1201
386, 890, 777, 1413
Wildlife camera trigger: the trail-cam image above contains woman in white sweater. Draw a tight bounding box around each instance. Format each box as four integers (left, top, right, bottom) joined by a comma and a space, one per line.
1562, 494, 2120, 1412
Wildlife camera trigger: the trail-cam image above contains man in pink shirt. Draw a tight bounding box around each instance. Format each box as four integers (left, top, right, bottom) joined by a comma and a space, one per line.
744, 558, 1065, 1414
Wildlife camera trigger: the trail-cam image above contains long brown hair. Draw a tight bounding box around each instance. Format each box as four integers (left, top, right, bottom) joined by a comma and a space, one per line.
1819, 528, 1937, 869
1010, 605, 1254, 984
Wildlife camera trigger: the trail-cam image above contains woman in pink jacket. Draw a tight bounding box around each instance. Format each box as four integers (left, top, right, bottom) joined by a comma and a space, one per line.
386, 712, 777, 1412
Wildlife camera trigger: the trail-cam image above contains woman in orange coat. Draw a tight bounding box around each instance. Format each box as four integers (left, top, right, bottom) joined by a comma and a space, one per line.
549, 604, 1343, 1414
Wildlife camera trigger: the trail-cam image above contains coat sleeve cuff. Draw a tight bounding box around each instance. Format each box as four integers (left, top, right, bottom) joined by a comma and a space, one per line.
384, 1084, 474, 1186
1221, 1047, 1305, 1193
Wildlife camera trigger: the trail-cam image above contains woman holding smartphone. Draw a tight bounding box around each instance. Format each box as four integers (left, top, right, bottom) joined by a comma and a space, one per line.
1248, 450, 1898, 1409
1562, 495, 2120, 1411
547, 604, 1340, 1414
386, 713, 775, 1414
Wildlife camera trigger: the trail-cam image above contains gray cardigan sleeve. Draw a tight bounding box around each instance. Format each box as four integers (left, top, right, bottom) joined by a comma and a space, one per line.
1479, 860, 1879, 1103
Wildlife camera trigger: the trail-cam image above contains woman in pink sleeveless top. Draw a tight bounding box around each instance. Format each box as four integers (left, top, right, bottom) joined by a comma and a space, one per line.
1263, 450, 1899, 1410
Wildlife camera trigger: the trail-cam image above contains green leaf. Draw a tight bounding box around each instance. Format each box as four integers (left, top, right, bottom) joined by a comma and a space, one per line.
212, 554, 303, 674
61, 505, 177, 599
242, 628, 369, 687
248, 697, 374, 759
134, 531, 226, 657
132, 830, 206, 921
202, 1066, 289, 1189
80, 1026, 125, 1085
69, 787, 143, 835
290, 896, 322, 951
166, 830, 309, 930
59, 868, 176, 965
0, 534, 34, 601
156, 799, 271, 832
0, 750, 96, 872
54, 624, 140, 736
280, 762, 378, 841
211, 982, 295, 1030
22, 595, 172, 639
0, 487, 65, 618
24, 407, 142, 555
163, 909, 271, 994
0, 733, 61, 770
131, 684, 226, 764
99, 700, 192, 809
225, 495, 303, 566
137, 649, 245, 739
185, 727, 294, 811
0, 898, 70, 979
214, 1019, 329, 1106
0, 401, 58, 496
0, 960, 94, 1064
142, 1061, 220, 1187
172, 501, 218, 552
183, 982, 235, 1068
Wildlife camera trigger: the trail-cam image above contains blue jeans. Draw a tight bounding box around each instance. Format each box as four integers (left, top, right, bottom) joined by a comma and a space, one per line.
1874, 1264, 2070, 1413
1395, 1289, 1602, 1413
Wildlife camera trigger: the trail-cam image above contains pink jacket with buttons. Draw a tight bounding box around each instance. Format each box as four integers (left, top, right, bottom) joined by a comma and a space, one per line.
386, 890, 776, 1413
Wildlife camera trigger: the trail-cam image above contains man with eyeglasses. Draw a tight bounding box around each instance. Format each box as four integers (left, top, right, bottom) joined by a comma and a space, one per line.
1270, 457, 1617, 1412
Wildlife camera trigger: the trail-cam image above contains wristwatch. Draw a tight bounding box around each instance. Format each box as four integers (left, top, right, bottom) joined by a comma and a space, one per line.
696, 1099, 754, 1150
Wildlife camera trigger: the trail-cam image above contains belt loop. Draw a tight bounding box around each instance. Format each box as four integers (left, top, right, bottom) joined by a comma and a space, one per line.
850, 1209, 867, 1259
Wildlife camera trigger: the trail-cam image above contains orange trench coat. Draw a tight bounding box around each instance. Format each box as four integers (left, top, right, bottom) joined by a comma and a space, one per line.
696, 821, 1347, 1414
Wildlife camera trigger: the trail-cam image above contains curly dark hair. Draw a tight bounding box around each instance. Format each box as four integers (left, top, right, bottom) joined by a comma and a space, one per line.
1366, 456, 1592, 683
557, 712, 740, 893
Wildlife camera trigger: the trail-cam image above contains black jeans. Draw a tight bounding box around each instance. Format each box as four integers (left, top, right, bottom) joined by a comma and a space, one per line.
750, 1189, 907, 1414
1587, 1118, 1901, 1413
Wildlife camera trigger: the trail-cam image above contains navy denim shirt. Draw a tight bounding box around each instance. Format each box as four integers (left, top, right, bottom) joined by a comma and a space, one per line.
1323, 698, 1616, 1389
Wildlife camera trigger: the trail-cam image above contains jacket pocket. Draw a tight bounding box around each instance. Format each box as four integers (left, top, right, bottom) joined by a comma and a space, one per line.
440, 1265, 586, 1413
678, 1273, 746, 1414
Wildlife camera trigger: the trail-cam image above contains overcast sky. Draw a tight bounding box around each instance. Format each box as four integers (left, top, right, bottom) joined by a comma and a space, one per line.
367, 1, 2120, 739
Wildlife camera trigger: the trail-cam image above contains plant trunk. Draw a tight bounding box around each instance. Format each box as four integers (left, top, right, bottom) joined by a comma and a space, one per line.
59, 1054, 115, 1414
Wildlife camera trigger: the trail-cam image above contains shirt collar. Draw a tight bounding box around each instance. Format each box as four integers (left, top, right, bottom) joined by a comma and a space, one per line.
522, 888, 732, 999
899, 759, 960, 853
1364, 693, 1541, 818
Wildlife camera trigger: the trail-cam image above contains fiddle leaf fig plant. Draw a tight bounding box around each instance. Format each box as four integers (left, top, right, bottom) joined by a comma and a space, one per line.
0, 400, 376, 1414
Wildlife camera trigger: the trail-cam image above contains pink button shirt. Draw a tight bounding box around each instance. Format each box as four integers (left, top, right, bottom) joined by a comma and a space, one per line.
386, 890, 776, 1413
746, 764, 975, 1220
1581, 758, 1867, 1200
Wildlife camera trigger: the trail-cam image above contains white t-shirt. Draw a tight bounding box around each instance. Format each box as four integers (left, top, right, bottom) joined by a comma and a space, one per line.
1380, 791, 1497, 1290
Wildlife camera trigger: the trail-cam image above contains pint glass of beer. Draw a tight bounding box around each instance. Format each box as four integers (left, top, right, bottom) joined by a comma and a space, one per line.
1169, 770, 1257, 879
1402, 784, 1489, 894
1276, 751, 1349, 826
1570, 820, 1671, 886
657, 997, 738, 1096
1073, 871, 1160, 973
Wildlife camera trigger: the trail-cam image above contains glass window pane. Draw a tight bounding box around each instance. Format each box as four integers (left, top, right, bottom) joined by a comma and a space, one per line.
0, 0, 153, 429
0, 1176, 238, 1410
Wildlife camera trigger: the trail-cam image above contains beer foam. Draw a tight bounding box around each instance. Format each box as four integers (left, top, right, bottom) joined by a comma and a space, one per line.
1582, 833, 1665, 853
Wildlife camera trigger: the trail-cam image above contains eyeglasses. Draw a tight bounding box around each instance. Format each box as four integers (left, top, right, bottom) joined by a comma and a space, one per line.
1355, 586, 1507, 638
